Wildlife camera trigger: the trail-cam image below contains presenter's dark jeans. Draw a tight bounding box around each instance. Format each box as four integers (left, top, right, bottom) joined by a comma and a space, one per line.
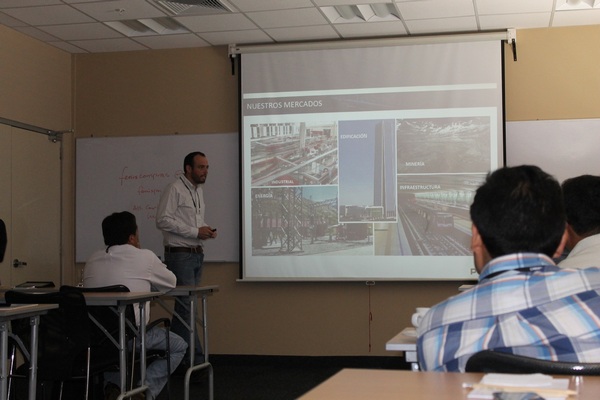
165, 251, 205, 365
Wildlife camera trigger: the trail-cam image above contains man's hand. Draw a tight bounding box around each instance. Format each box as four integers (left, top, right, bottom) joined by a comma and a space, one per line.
198, 226, 217, 239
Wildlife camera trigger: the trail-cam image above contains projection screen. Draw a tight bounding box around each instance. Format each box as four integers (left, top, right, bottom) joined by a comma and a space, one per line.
238, 38, 505, 281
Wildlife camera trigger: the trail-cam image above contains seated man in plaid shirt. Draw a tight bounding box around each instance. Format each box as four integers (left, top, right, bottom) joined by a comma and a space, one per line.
417, 165, 600, 372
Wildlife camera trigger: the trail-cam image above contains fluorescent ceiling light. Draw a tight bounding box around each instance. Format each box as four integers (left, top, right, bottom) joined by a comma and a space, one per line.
106, 20, 152, 36
139, 17, 188, 34
371, 3, 398, 18
322, 3, 401, 24
335, 5, 361, 20
105, 17, 189, 37
555, 0, 597, 10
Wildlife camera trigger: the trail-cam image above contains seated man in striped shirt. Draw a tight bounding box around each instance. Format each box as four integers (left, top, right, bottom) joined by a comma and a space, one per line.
417, 165, 600, 372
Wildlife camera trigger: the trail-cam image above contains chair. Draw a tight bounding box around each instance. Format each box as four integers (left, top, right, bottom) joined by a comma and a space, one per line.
5, 289, 117, 400
465, 350, 600, 375
60, 285, 172, 398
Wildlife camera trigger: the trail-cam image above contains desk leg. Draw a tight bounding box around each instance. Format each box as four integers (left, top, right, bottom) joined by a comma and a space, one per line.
117, 304, 148, 400
139, 303, 147, 389
28, 316, 40, 400
0, 322, 7, 400
202, 294, 209, 362
183, 294, 213, 400
404, 351, 420, 371
184, 363, 213, 400
118, 305, 127, 394
188, 294, 196, 366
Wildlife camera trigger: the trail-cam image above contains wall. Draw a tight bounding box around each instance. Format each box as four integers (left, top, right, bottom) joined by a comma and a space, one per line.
504, 26, 600, 121
0, 25, 72, 287
4, 24, 599, 357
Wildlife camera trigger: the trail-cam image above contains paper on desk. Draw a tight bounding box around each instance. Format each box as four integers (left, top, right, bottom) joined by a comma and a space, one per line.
467, 373, 570, 400
483, 373, 554, 387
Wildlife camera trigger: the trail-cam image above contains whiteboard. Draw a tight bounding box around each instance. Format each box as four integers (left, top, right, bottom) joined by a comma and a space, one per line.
76, 133, 239, 263
506, 119, 600, 184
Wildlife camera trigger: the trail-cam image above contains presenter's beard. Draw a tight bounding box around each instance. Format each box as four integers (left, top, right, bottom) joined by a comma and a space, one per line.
191, 173, 206, 185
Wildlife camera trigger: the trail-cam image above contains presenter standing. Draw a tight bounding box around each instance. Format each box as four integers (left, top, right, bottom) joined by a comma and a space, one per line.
156, 151, 217, 370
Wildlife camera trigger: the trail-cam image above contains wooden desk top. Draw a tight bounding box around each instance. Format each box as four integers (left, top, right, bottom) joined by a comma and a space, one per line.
82, 291, 160, 306
386, 327, 417, 351
0, 304, 57, 321
165, 285, 219, 296
0, 286, 219, 306
299, 369, 594, 400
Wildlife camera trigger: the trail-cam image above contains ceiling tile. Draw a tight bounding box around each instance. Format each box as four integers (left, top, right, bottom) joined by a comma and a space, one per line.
228, 0, 313, 12
0, 11, 27, 27
69, 37, 148, 52
2, 4, 94, 25
175, 13, 257, 32
265, 25, 340, 42
406, 16, 478, 35
398, 0, 474, 20
0, 0, 62, 7
553, 9, 600, 26
133, 33, 209, 49
11, 25, 59, 41
246, 8, 328, 29
47, 40, 88, 53
480, 13, 551, 30
314, 0, 393, 5
335, 20, 408, 38
475, 0, 554, 15
199, 29, 273, 46
39, 22, 122, 40
1, 0, 600, 53
70, 0, 166, 22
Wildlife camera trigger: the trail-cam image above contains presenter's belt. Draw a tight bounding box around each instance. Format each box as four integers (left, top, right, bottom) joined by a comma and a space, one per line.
164, 246, 203, 254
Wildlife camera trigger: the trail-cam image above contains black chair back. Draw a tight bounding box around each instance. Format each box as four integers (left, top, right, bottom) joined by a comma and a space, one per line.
60, 285, 135, 353
466, 350, 600, 375
5, 290, 90, 381
60, 284, 172, 398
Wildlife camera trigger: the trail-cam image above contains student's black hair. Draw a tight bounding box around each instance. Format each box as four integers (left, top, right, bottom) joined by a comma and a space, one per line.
470, 165, 565, 258
102, 211, 137, 247
562, 174, 600, 237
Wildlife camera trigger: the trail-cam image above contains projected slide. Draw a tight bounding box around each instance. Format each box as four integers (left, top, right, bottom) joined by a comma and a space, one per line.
241, 40, 504, 280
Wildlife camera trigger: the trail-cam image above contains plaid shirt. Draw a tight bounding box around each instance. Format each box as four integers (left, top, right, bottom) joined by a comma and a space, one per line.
417, 253, 600, 372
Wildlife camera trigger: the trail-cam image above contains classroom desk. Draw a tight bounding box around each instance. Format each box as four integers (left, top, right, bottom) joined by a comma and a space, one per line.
0, 304, 57, 400
386, 327, 419, 370
155, 285, 219, 400
299, 369, 594, 400
83, 292, 160, 400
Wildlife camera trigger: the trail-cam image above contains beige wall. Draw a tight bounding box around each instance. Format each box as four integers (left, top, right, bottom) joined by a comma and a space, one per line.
0, 26, 72, 129
505, 26, 600, 121
0, 25, 73, 286
3, 24, 600, 357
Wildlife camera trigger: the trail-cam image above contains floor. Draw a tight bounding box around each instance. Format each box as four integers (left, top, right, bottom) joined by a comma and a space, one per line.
163, 355, 406, 400
12, 355, 406, 399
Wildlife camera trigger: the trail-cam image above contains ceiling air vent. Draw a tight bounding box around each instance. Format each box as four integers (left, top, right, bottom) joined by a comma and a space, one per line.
154, 0, 235, 15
